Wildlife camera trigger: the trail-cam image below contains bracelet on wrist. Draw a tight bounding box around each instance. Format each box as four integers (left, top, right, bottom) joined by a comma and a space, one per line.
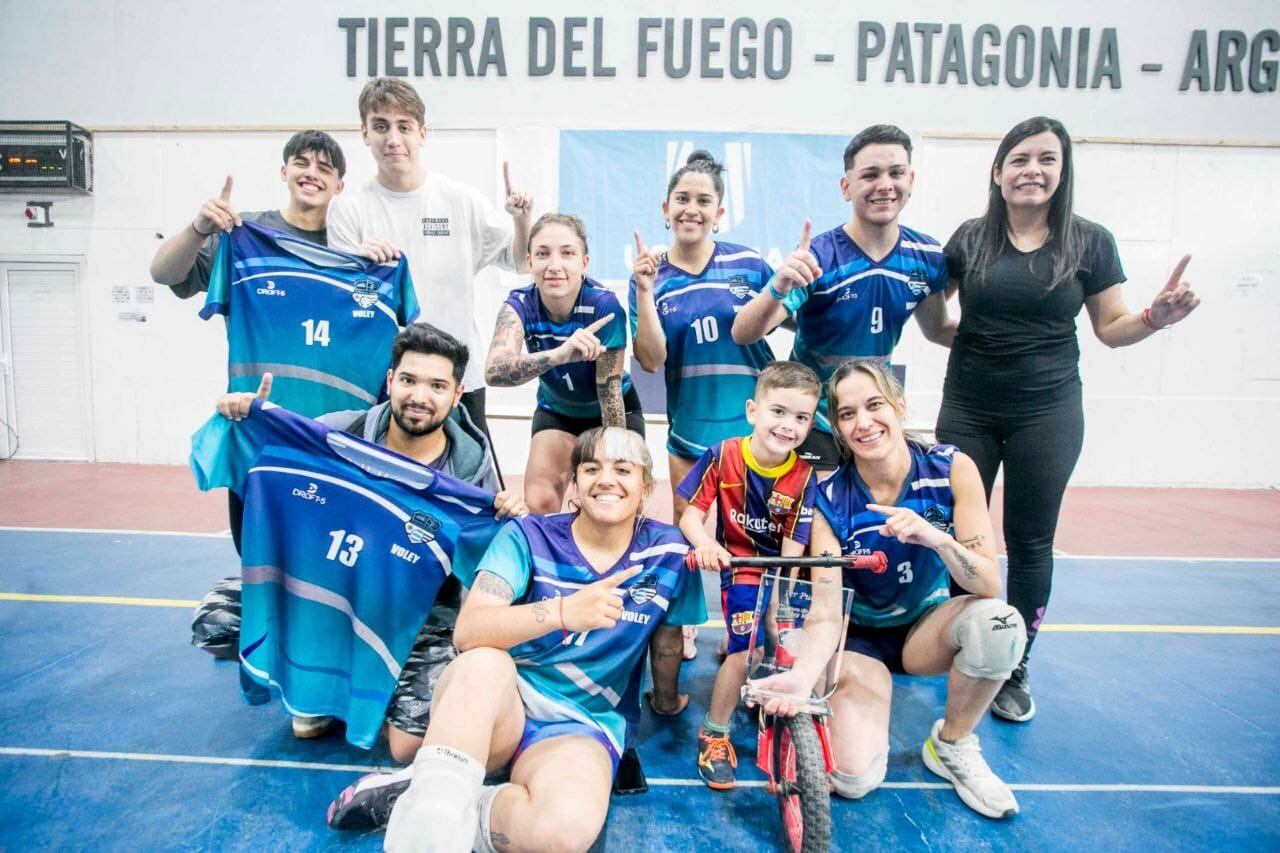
1141, 307, 1164, 331
191, 220, 215, 239
558, 596, 567, 638
766, 281, 786, 301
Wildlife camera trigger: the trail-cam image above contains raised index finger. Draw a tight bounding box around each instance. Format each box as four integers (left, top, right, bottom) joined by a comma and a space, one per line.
634, 230, 647, 256
503, 160, 513, 196
798, 219, 812, 252
586, 313, 616, 333
219, 175, 233, 202
1163, 254, 1191, 292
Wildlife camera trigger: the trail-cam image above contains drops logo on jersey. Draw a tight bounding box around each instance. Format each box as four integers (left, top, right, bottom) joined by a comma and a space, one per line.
404, 510, 442, 544
922, 504, 949, 530
291, 482, 326, 504
256, 279, 287, 297
628, 573, 660, 605
352, 279, 380, 309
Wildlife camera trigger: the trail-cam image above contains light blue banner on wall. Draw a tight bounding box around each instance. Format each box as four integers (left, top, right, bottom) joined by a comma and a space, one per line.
558, 129, 853, 413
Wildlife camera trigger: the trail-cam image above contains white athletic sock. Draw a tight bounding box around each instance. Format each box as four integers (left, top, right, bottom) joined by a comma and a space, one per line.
384, 744, 485, 853
473, 782, 511, 853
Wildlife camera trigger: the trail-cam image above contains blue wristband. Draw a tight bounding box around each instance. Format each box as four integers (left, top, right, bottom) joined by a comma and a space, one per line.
766, 281, 786, 301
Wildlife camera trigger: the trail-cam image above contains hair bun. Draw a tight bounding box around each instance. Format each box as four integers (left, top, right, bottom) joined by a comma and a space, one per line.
686, 149, 715, 165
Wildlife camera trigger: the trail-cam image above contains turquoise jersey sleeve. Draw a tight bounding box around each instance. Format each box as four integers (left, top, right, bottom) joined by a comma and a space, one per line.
466, 519, 533, 597
627, 278, 639, 339
780, 280, 810, 314
188, 411, 258, 495
198, 230, 234, 320
597, 291, 628, 350
394, 257, 421, 324
664, 566, 708, 627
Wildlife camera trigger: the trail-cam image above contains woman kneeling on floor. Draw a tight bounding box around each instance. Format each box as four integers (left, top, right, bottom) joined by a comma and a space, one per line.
811, 359, 1026, 819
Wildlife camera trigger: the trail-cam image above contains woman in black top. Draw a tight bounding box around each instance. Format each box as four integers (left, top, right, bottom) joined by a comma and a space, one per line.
936, 116, 1199, 723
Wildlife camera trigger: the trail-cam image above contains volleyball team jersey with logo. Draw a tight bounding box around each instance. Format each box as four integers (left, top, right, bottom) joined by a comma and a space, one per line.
201, 221, 419, 417
504, 279, 633, 419
628, 242, 776, 459
783, 224, 947, 431
459, 514, 705, 760
815, 441, 956, 628
677, 437, 818, 584
189, 400, 499, 748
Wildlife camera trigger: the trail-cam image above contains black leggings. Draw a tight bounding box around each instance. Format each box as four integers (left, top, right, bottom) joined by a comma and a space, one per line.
936, 387, 1084, 660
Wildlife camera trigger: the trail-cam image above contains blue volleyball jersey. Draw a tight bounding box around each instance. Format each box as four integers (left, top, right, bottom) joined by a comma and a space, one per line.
783, 224, 947, 431
677, 438, 817, 583
464, 514, 706, 757
505, 279, 632, 419
202, 221, 419, 418
628, 242, 776, 459
189, 400, 499, 749
815, 442, 956, 628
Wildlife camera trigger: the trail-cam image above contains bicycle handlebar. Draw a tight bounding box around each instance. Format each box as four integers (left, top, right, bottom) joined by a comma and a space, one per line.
684, 550, 888, 574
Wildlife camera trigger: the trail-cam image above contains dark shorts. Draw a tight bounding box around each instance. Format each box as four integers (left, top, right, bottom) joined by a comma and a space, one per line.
795, 428, 841, 471
843, 606, 938, 675
530, 387, 646, 437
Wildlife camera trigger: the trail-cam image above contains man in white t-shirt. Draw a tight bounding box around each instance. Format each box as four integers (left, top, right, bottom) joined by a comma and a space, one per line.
328, 77, 533, 433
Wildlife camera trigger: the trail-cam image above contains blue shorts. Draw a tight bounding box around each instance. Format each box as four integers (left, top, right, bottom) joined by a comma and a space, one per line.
512, 717, 620, 774
720, 579, 765, 655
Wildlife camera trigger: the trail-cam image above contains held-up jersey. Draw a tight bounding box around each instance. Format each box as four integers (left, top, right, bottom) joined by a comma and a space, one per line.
189, 401, 499, 749
463, 514, 705, 758
202, 221, 419, 417
814, 441, 956, 628
783, 224, 947, 431
677, 438, 818, 584
628, 242, 776, 459
504, 279, 633, 419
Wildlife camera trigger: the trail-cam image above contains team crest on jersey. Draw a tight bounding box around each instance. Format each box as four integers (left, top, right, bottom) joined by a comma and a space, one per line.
767, 491, 795, 516
907, 277, 930, 298
922, 504, 949, 530
731, 610, 755, 635
628, 573, 659, 605
404, 510, 442, 544
727, 276, 751, 300
351, 279, 380, 309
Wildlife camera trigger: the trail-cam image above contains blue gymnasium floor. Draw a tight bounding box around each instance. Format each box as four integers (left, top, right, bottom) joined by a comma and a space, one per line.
1, 528, 1278, 851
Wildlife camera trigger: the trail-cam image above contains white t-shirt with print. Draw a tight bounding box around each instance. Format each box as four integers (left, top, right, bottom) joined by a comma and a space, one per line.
328, 172, 516, 390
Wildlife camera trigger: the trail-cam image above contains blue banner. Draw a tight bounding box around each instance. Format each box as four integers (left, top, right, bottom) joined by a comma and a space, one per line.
558, 130, 853, 412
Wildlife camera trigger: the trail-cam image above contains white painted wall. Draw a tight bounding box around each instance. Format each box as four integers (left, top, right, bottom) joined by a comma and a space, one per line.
0, 0, 1277, 486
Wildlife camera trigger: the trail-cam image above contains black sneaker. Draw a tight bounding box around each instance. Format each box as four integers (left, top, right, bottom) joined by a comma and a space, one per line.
327, 766, 413, 830
991, 663, 1036, 722
696, 729, 737, 790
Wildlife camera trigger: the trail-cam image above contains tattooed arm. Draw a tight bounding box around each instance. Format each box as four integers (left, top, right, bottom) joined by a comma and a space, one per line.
647, 626, 689, 714
942, 452, 1002, 597
484, 304, 553, 387
455, 570, 563, 651
595, 349, 626, 428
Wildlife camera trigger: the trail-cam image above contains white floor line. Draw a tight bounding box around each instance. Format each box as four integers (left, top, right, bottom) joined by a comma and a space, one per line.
0, 526, 231, 539
5, 522, 1274, 560
1, 747, 1276, 795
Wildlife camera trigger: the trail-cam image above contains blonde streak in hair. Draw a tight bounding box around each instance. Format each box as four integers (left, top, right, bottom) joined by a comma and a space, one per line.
594, 427, 654, 486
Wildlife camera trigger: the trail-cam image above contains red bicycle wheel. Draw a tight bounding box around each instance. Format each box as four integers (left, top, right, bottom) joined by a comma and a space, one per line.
771, 715, 831, 853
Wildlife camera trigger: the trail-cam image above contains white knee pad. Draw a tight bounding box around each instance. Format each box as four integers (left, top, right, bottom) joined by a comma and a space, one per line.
830, 751, 887, 800
948, 599, 1027, 681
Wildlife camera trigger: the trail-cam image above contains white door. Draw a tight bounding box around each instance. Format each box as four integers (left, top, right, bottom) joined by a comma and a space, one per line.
0, 263, 94, 460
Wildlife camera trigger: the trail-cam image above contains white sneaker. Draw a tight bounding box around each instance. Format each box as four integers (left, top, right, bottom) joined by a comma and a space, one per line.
921, 719, 1018, 819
